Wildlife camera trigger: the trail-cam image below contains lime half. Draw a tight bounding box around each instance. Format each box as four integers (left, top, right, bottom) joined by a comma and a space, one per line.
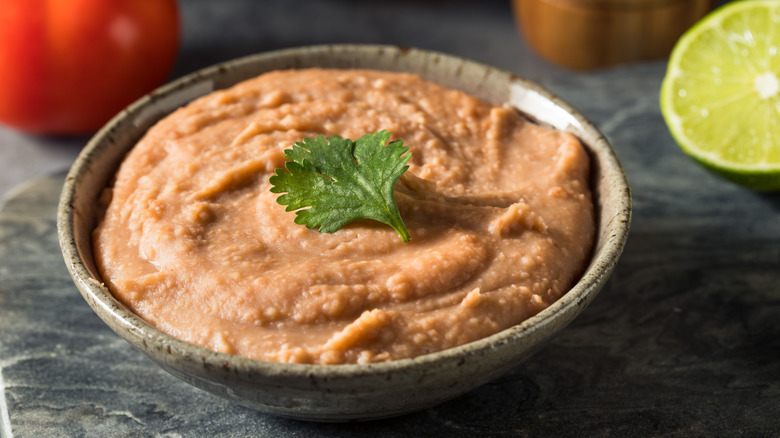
660, 0, 780, 191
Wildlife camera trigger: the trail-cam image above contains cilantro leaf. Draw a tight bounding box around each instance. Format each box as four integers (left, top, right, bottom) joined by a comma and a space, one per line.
269, 130, 411, 242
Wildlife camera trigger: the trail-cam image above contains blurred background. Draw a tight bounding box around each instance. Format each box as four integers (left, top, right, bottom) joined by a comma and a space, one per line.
0, 0, 724, 199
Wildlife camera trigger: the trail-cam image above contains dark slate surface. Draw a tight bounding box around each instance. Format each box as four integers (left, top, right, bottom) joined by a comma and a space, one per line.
2, 0, 780, 437
3, 170, 777, 436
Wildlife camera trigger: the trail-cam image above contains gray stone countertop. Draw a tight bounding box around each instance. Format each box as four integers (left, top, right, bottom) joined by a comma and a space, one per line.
2, 0, 779, 437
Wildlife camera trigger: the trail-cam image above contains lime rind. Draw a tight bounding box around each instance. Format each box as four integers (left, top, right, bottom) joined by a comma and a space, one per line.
660, 0, 780, 190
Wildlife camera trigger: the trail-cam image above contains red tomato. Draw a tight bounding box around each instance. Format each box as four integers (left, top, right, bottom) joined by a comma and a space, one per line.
0, 0, 179, 135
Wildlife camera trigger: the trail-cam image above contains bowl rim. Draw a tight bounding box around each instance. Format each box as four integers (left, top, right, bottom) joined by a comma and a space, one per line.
58, 43, 631, 380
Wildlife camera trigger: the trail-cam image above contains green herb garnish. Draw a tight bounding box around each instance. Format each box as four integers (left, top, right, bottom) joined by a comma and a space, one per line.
269, 130, 411, 242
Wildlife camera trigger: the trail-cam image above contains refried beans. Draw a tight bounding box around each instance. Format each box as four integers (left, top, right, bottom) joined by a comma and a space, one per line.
93, 68, 595, 365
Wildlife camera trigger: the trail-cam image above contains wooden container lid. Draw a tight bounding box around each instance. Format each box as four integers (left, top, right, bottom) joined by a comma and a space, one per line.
542, 0, 704, 8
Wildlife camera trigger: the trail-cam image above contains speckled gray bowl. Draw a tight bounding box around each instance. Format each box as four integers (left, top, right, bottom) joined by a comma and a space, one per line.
57, 44, 631, 422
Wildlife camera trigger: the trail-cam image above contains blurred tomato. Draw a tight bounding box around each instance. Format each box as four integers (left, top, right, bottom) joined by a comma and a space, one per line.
0, 0, 179, 135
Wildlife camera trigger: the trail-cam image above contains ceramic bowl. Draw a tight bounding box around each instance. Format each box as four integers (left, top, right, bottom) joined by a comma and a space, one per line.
57, 44, 631, 422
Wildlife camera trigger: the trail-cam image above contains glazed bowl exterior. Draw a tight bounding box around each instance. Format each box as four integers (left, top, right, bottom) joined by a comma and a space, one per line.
57, 44, 631, 422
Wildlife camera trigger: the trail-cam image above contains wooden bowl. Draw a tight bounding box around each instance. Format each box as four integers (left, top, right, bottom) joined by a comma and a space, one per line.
513, 0, 713, 70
